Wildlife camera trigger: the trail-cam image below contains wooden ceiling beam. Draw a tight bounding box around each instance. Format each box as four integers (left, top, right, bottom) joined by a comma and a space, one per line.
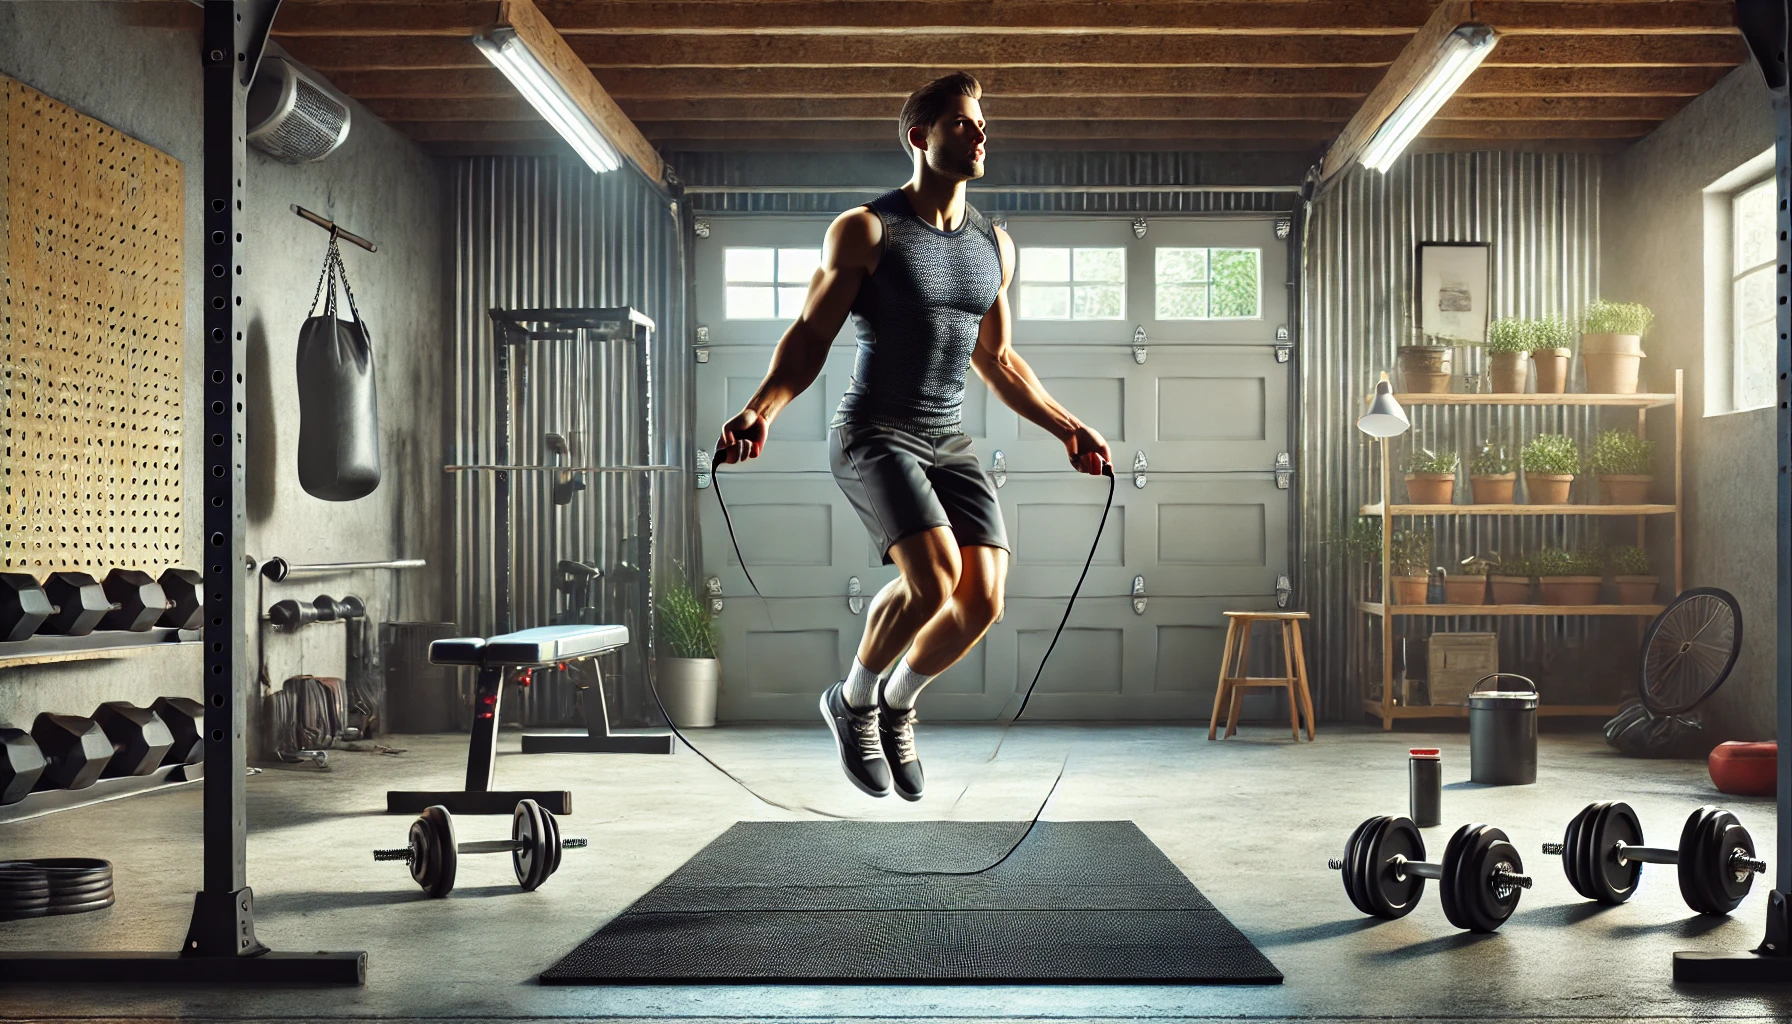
362, 94, 1689, 123
277, 31, 1744, 72
268, 0, 1735, 36
417, 137, 1333, 155
324, 65, 1733, 100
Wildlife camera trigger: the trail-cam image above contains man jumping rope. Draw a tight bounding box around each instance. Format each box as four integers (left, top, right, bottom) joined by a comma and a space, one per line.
717, 72, 1112, 801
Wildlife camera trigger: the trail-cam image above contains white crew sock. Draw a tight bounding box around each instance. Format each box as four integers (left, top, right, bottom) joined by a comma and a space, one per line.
882, 658, 936, 711
842, 657, 883, 710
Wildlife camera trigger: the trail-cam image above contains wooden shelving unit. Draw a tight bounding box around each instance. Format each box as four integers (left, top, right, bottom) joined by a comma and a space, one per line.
1361, 370, 1683, 729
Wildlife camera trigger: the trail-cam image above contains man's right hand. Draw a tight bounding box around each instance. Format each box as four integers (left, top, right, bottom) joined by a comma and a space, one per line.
717, 409, 768, 464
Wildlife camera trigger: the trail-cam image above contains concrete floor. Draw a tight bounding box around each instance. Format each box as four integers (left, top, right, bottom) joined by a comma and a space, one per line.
0, 719, 1789, 1023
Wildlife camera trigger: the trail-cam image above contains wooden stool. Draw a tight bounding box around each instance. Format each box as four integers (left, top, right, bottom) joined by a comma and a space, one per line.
1208, 611, 1315, 741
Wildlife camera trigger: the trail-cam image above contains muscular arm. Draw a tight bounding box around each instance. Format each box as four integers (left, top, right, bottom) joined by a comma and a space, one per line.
970, 228, 1079, 437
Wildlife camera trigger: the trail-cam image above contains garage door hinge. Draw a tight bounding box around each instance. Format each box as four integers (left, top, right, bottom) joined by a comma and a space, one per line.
1275, 325, 1291, 363
704, 575, 724, 615
1274, 451, 1292, 489
693, 219, 711, 239
1132, 575, 1147, 616
1132, 326, 1147, 364
695, 449, 712, 489
847, 576, 863, 615
694, 325, 709, 363
1133, 450, 1148, 489
1275, 218, 1291, 240
1276, 575, 1292, 608
990, 449, 1007, 488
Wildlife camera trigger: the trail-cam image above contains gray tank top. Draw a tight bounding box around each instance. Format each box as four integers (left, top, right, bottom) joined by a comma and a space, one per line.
830, 188, 1003, 434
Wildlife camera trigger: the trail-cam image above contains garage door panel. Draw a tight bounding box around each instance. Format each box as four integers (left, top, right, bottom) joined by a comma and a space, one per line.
716, 596, 858, 720
699, 472, 860, 594
697, 347, 858, 472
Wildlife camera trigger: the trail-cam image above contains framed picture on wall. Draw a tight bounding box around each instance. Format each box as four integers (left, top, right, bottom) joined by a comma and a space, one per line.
1416, 242, 1491, 345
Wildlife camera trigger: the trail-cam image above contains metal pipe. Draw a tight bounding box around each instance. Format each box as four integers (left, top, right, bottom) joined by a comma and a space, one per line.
443, 464, 680, 474
1615, 842, 1681, 867
259, 557, 426, 582
291, 204, 377, 253
683, 184, 1303, 195
1398, 859, 1445, 882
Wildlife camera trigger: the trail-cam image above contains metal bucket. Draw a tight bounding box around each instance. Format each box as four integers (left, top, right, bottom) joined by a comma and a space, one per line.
1469, 672, 1538, 786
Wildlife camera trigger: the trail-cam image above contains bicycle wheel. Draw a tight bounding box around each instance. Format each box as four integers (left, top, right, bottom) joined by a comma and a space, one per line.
1639, 588, 1742, 716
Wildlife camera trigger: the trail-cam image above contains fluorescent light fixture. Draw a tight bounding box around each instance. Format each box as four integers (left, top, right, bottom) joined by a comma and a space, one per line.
1360, 24, 1498, 174
474, 26, 621, 174
1357, 377, 1410, 438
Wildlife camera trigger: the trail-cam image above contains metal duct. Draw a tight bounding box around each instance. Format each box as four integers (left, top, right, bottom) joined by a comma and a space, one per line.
1298, 151, 1610, 723
451, 157, 694, 727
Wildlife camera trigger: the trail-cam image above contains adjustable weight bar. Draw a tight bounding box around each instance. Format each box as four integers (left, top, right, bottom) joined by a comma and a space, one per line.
1330, 816, 1532, 932
373, 799, 585, 897
1542, 801, 1766, 914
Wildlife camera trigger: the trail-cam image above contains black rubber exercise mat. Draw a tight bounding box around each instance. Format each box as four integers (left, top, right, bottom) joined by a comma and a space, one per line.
541, 820, 1282, 984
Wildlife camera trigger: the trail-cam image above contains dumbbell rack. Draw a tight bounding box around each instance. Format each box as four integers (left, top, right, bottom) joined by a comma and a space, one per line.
0, 628, 198, 670
0, 761, 201, 826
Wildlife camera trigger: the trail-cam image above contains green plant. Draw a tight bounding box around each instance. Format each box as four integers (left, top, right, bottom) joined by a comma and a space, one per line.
1404, 447, 1460, 474
1470, 441, 1515, 476
656, 573, 719, 659
1329, 515, 1382, 565
1484, 316, 1574, 353
1606, 545, 1653, 576
1589, 429, 1656, 476
1522, 433, 1580, 476
1581, 299, 1655, 336
1457, 552, 1498, 576
1493, 552, 1533, 577
1389, 526, 1434, 576
1528, 316, 1575, 351
1530, 548, 1602, 577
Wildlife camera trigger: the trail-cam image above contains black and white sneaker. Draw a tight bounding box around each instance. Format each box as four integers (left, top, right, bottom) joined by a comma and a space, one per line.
878, 694, 924, 802
820, 682, 891, 797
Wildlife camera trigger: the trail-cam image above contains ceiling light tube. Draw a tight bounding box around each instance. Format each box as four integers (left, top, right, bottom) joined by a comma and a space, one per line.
1361, 24, 1498, 174
474, 26, 621, 174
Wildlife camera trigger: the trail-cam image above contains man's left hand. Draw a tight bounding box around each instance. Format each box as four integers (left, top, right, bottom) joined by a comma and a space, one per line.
1064, 423, 1112, 476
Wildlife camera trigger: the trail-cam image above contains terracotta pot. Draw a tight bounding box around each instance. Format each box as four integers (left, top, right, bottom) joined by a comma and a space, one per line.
1582, 333, 1645, 394
1615, 575, 1660, 605
1404, 472, 1456, 505
1532, 347, 1571, 394
1599, 474, 1653, 505
1469, 473, 1515, 505
1538, 576, 1602, 606
1525, 472, 1574, 505
1487, 350, 1530, 394
1398, 346, 1453, 394
1392, 576, 1430, 606
1489, 575, 1533, 605
1442, 575, 1486, 605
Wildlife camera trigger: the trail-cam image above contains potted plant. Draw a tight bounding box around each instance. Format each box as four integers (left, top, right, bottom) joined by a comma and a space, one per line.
654, 571, 721, 728
1589, 428, 1655, 505
1444, 553, 1493, 606
1488, 552, 1534, 605
1607, 545, 1659, 605
1529, 315, 1575, 394
1580, 300, 1654, 394
1483, 317, 1535, 394
1404, 447, 1459, 505
1469, 440, 1517, 504
1534, 548, 1603, 606
1397, 343, 1452, 394
1522, 432, 1579, 505
1389, 526, 1433, 606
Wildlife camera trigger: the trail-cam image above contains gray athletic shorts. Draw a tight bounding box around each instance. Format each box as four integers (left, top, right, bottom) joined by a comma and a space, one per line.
828, 422, 1010, 566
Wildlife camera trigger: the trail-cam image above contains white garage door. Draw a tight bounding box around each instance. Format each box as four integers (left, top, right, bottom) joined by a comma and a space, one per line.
694, 211, 1291, 721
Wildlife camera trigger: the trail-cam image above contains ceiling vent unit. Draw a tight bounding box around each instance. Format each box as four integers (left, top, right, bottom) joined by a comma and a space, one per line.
247, 58, 351, 163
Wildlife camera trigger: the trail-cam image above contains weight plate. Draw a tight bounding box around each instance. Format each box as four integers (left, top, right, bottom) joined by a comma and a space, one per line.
1560, 804, 1591, 899
1366, 816, 1425, 919
1438, 822, 1476, 930
1350, 816, 1390, 919
1578, 802, 1611, 903
1593, 802, 1644, 904
43, 893, 114, 916
513, 798, 549, 891
1678, 805, 1720, 914
410, 805, 456, 898
1694, 810, 1754, 914
1340, 817, 1375, 914
1445, 825, 1490, 931
544, 805, 562, 881
1461, 831, 1523, 933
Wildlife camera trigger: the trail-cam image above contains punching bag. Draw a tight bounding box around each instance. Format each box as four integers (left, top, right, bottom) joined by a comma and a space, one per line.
296, 238, 381, 501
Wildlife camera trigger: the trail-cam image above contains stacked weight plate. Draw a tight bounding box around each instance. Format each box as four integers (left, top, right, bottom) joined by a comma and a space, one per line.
0, 858, 114, 920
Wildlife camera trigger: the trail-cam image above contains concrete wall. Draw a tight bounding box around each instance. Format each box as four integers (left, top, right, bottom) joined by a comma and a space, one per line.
0, 4, 449, 753
1602, 62, 1777, 741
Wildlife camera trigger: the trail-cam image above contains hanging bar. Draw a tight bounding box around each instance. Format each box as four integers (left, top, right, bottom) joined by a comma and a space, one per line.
291, 204, 377, 252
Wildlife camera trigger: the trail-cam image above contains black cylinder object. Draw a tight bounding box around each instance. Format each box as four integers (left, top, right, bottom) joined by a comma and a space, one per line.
296, 307, 380, 501
1469, 674, 1539, 786
1408, 748, 1442, 827
382, 622, 462, 733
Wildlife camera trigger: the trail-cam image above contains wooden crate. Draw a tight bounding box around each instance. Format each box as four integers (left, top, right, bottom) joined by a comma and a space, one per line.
1426, 632, 1499, 707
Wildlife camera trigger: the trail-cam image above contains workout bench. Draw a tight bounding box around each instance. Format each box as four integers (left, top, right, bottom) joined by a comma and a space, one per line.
386, 623, 665, 815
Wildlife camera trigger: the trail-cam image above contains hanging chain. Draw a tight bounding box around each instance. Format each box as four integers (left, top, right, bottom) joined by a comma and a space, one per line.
334, 238, 364, 327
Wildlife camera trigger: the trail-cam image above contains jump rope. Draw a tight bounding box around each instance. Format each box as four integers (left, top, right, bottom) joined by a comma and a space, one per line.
632, 436, 1115, 877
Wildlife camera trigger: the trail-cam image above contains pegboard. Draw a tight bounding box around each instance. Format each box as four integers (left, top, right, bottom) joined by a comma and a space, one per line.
0, 74, 184, 573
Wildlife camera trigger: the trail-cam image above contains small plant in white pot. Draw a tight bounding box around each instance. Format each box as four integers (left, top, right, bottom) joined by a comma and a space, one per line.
1482, 317, 1537, 394
655, 572, 720, 728
1606, 545, 1659, 605
1589, 428, 1655, 505
1404, 446, 1459, 505
1534, 547, 1602, 606
1521, 432, 1579, 505
1469, 441, 1516, 504
1580, 300, 1654, 394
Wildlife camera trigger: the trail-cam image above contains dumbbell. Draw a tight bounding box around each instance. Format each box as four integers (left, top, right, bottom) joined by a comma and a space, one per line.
268, 594, 365, 631
1542, 801, 1765, 915
373, 799, 586, 898
1331, 816, 1532, 932
91, 702, 175, 777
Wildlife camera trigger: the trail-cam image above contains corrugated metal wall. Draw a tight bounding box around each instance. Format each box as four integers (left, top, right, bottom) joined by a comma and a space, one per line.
1298, 152, 1617, 722
451, 157, 694, 726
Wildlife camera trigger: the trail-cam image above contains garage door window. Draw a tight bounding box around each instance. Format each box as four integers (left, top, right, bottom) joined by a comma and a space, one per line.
1156, 247, 1261, 320
1017, 246, 1126, 320
725, 247, 821, 319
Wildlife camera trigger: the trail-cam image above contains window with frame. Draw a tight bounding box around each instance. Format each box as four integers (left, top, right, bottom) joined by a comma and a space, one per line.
1155, 247, 1261, 320
1016, 246, 1126, 320
1731, 177, 1776, 412
724, 247, 822, 320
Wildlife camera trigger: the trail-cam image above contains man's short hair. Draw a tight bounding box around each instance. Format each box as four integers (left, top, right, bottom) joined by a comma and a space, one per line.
898, 72, 982, 155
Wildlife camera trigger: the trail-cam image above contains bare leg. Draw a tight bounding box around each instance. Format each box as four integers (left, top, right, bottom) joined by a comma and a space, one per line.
855, 527, 961, 673
904, 544, 1008, 677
